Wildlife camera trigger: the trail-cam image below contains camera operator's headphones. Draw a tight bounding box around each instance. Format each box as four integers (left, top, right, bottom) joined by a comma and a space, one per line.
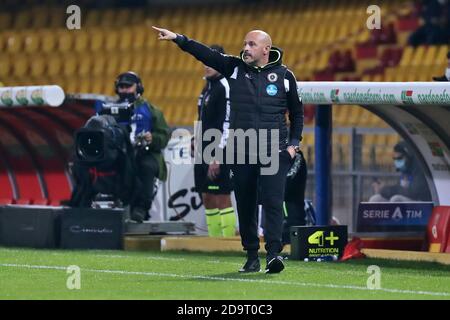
114, 71, 144, 95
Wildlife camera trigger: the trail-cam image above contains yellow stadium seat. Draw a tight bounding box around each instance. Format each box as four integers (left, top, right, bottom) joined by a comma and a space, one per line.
104, 31, 119, 51
12, 54, 29, 78
399, 46, 414, 67
40, 30, 56, 53
77, 54, 92, 77
29, 54, 46, 78
423, 46, 438, 67
62, 53, 77, 77
0, 54, 11, 78
74, 31, 89, 52
90, 77, 106, 95
23, 33, 40, 54
78, 77, 92, 94
64, 77, 78, 94
118, 29, 133, 51
5, 32, 24, 54
104, 53, 120, 76
88, 28, 104, 51
118, 53, 133, 73
411, 45, 426, 67
57, 31, 73, 52
87, 52, 105, 77
46, 53, 62, 77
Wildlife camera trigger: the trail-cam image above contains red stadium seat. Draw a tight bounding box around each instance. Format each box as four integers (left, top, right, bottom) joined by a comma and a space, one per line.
0, 198, 15, 205
16, 199, 32, 205
34, 198, 50, 205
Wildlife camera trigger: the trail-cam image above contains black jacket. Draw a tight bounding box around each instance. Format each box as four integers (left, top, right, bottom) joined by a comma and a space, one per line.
380, 160, 432, 201
175, 35, 303, 154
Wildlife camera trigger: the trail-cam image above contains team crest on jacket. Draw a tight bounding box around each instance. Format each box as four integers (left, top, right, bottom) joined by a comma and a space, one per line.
266, 84, 278, 96
267, 73, 278, 82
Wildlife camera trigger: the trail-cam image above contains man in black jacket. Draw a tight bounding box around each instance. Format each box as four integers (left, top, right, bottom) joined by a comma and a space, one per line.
153, 26, 304, 274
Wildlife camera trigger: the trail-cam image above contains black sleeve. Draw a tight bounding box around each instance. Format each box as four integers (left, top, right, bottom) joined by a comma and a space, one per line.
173, 35, 240, 77
285, 69, 304, 146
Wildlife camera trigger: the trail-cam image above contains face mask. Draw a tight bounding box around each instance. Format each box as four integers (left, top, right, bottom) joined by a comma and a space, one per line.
445, 68, 450, 80
394, 158, 406, 171
118, 92, 137, 103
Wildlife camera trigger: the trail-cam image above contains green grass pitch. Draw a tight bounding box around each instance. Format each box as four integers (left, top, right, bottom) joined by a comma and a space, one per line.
0, 247, 449, 300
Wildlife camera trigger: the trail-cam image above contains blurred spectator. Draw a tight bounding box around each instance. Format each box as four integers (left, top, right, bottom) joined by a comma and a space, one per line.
369, 141, 432, 202
432, 51, 450, 81
408, 0, 447, 46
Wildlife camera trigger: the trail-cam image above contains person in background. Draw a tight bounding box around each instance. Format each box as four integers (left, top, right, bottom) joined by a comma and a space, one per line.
193, 45, 236, 237
370, 141, 432, 202
96, 72, 170, 222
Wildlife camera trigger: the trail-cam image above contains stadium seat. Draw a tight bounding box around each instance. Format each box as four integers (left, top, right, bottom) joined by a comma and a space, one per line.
29, 54, 46, 78
34, 198, 50, 205
23, 33, 40, 54
0, 198, 15, 205
57, 31, 75, 53
16, 199, 32, 205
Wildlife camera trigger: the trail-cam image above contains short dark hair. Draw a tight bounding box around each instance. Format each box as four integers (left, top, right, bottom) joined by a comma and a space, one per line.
210, 44, 225, 54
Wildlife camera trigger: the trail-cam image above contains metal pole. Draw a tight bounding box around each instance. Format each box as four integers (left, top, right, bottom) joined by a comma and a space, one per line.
314, 104, 332, 225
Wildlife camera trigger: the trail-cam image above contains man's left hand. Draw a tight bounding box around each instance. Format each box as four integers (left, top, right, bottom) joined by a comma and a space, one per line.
144, 132, 153, 143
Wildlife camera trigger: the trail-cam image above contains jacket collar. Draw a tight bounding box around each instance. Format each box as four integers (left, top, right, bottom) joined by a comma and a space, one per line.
240, 46, 283, 71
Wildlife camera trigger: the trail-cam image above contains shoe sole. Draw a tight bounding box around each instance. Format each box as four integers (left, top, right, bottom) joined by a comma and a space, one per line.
265, 258, 285, 274
238, 268, 261, 273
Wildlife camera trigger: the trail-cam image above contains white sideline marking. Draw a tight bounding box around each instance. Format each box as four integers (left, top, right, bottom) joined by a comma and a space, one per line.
1, 263, 449, 297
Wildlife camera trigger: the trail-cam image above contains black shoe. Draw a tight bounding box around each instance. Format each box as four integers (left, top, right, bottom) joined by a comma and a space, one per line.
432, 75, 449, 82
265, 256, 285, 274
238, 258, 261, 273
130, 207, 146, 223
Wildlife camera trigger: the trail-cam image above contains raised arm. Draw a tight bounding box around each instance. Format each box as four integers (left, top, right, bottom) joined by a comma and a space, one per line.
152, 26, 240, 77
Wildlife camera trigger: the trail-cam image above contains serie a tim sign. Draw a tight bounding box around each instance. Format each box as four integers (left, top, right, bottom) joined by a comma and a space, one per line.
289, 225, 348, 261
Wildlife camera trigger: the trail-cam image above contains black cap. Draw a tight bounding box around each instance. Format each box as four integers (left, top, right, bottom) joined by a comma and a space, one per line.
116, 72, 140, 86
394, 141, 410, 157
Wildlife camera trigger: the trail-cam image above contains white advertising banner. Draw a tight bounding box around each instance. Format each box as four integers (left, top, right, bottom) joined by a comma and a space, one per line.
149, 133, 208, 234
0, 85, 65, 107
298, 81, 450, 105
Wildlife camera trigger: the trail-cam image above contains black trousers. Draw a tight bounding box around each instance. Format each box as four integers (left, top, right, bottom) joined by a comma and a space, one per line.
135, 152, 159, 212
230, 150, 294, 257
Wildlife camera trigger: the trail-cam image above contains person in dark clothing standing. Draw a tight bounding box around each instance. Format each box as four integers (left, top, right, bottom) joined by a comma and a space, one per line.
152, 26, 304, 274
193, 45, 236, 237
282, 149, 308, 245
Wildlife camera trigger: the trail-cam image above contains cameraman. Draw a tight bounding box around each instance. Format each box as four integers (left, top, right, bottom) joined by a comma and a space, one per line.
97, 71, 170, 222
